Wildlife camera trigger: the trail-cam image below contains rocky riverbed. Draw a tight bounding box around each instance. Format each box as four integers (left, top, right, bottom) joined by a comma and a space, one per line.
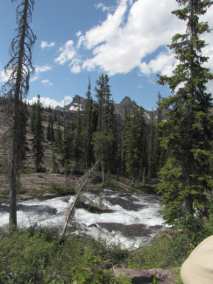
0, 189, 164, 249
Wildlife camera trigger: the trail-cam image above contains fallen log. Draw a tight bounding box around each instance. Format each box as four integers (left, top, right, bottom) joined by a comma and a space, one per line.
113, 267, 175, 284
60, 161, 100, 241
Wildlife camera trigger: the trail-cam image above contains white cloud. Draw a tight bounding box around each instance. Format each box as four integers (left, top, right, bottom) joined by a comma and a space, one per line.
78, 0, 183, 75
63, 96, 73, 106
0, 69, 11, 83
54, 0, 213, 80
40, 41, 55, 49
27, 96, 73, 109
84, 0, 129, 50
77, 0, 213, 77
140, 51, 177, 76
31, 65, 52, 84
70, 62, 82, 74
35, 65, 52, 74
41, 79, 53, 86
55, 40, 82, 74
95, 2, 114, 13
201, 5, 213, 72
80, 0, 183, 75
207, 80, 213, 95
31, 76, 39, 82
0, 65, 53, 85
76, 31, 85, 49
76, 31, 82, 38
55, 40, 76, 65
1, 66, 53, 86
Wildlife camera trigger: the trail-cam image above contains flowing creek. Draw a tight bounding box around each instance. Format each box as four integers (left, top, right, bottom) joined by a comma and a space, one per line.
0, 189, 164, 250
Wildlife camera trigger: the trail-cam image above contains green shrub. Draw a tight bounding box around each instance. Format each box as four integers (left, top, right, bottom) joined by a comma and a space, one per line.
48, 184, 75, 196
0, 230, 121, 284
128, 232, 193, 269
0, 230, 56, 283
0, 229, 195, 284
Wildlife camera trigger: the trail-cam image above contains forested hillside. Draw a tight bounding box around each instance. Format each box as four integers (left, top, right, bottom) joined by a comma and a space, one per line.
0, 0, 212, 283
0, 88, 162, 184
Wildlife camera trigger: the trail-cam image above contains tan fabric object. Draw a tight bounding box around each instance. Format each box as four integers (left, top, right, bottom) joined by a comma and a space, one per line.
181, 236, 213, 284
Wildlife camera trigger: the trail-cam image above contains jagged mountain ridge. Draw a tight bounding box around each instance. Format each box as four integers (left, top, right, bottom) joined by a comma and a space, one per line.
64, 95, 153, 120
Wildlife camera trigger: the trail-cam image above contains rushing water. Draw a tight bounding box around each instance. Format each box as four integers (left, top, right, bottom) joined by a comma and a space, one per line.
0, 189, 164, 250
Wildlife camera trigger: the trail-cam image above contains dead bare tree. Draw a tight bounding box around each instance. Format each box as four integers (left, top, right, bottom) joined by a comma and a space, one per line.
60, 161, 100, 242
1, 0, 36, 230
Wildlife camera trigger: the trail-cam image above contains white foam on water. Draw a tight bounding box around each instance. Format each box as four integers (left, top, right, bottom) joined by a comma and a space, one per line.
0, 191, 164, 249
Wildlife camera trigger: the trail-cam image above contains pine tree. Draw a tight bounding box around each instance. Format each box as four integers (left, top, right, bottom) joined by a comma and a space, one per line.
31, 103, 36, 133
155, 94, 164, 172
147, 110, 156, 181
93, 131, 114, 182
72, 96, 84, 173
158, 0, 213, 233
52, 119, 64, 173
51, 144, 59, 173
32, 95, 44, 172
93, 74, 115, 181
46, 110, 55, 142
122, 108, 147, 182
112, 112, 122, 176
55, 121, 64, 156
1, 0, 36, 229
96, 74, 114, 132
63, 111, 73, 175
84, 80, 95, 168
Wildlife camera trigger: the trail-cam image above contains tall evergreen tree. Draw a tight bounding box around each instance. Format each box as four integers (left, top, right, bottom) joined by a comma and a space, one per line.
122, 108, 147, 182
96, 74, 114, 132
32, 95, 44, 172
147, 110, 156, 180
84, 80, 95, 168
31, 103, 36, 133
72, 96, 84, 173
1, 0, 36, 229
55, 121, 64, 156
93, 74, 115, 181
93, 131, 114, 182
53, 119, 64, 172
155, 93, 164, 172
46, 110, 55, 142
158, 0, 213, 233
63, 111, 73, 175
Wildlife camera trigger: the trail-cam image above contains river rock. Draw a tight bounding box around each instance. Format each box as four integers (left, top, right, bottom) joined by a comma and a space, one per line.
113, 267, 175, 284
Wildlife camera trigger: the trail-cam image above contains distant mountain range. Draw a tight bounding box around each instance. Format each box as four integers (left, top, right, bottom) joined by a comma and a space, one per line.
61, 95, 153, 120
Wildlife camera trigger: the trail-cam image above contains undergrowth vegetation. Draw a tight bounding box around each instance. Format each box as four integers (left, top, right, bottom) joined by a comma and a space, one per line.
1, 227, 211, 284
0, 229, 130, 284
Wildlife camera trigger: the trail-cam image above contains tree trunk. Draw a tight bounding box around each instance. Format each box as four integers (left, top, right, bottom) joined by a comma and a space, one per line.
8, 146, 18, 229
101, 161, 105, 183
8, 0, 30, 230
8, 98, 21, 230
142, 168, 146, 186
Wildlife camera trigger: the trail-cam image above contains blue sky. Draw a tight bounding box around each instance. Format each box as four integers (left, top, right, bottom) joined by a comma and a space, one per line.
0, 0, 212, 110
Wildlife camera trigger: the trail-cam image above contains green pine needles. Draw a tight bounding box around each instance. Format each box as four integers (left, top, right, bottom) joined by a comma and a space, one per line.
158, 0, 213, 234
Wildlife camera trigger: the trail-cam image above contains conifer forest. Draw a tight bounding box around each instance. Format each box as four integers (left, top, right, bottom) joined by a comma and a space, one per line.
0, 1, 212, 283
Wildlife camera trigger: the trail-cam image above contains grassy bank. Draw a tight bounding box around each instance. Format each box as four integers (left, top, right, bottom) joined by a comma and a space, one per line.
0, 228, 197, 284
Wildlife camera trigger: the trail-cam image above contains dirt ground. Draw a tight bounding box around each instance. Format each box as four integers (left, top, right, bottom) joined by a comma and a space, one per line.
0, 173, 76, 201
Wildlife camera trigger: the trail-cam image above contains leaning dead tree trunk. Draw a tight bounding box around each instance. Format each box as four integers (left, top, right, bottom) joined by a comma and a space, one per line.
1, 0, 36, 230
60, 161, 99, 241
